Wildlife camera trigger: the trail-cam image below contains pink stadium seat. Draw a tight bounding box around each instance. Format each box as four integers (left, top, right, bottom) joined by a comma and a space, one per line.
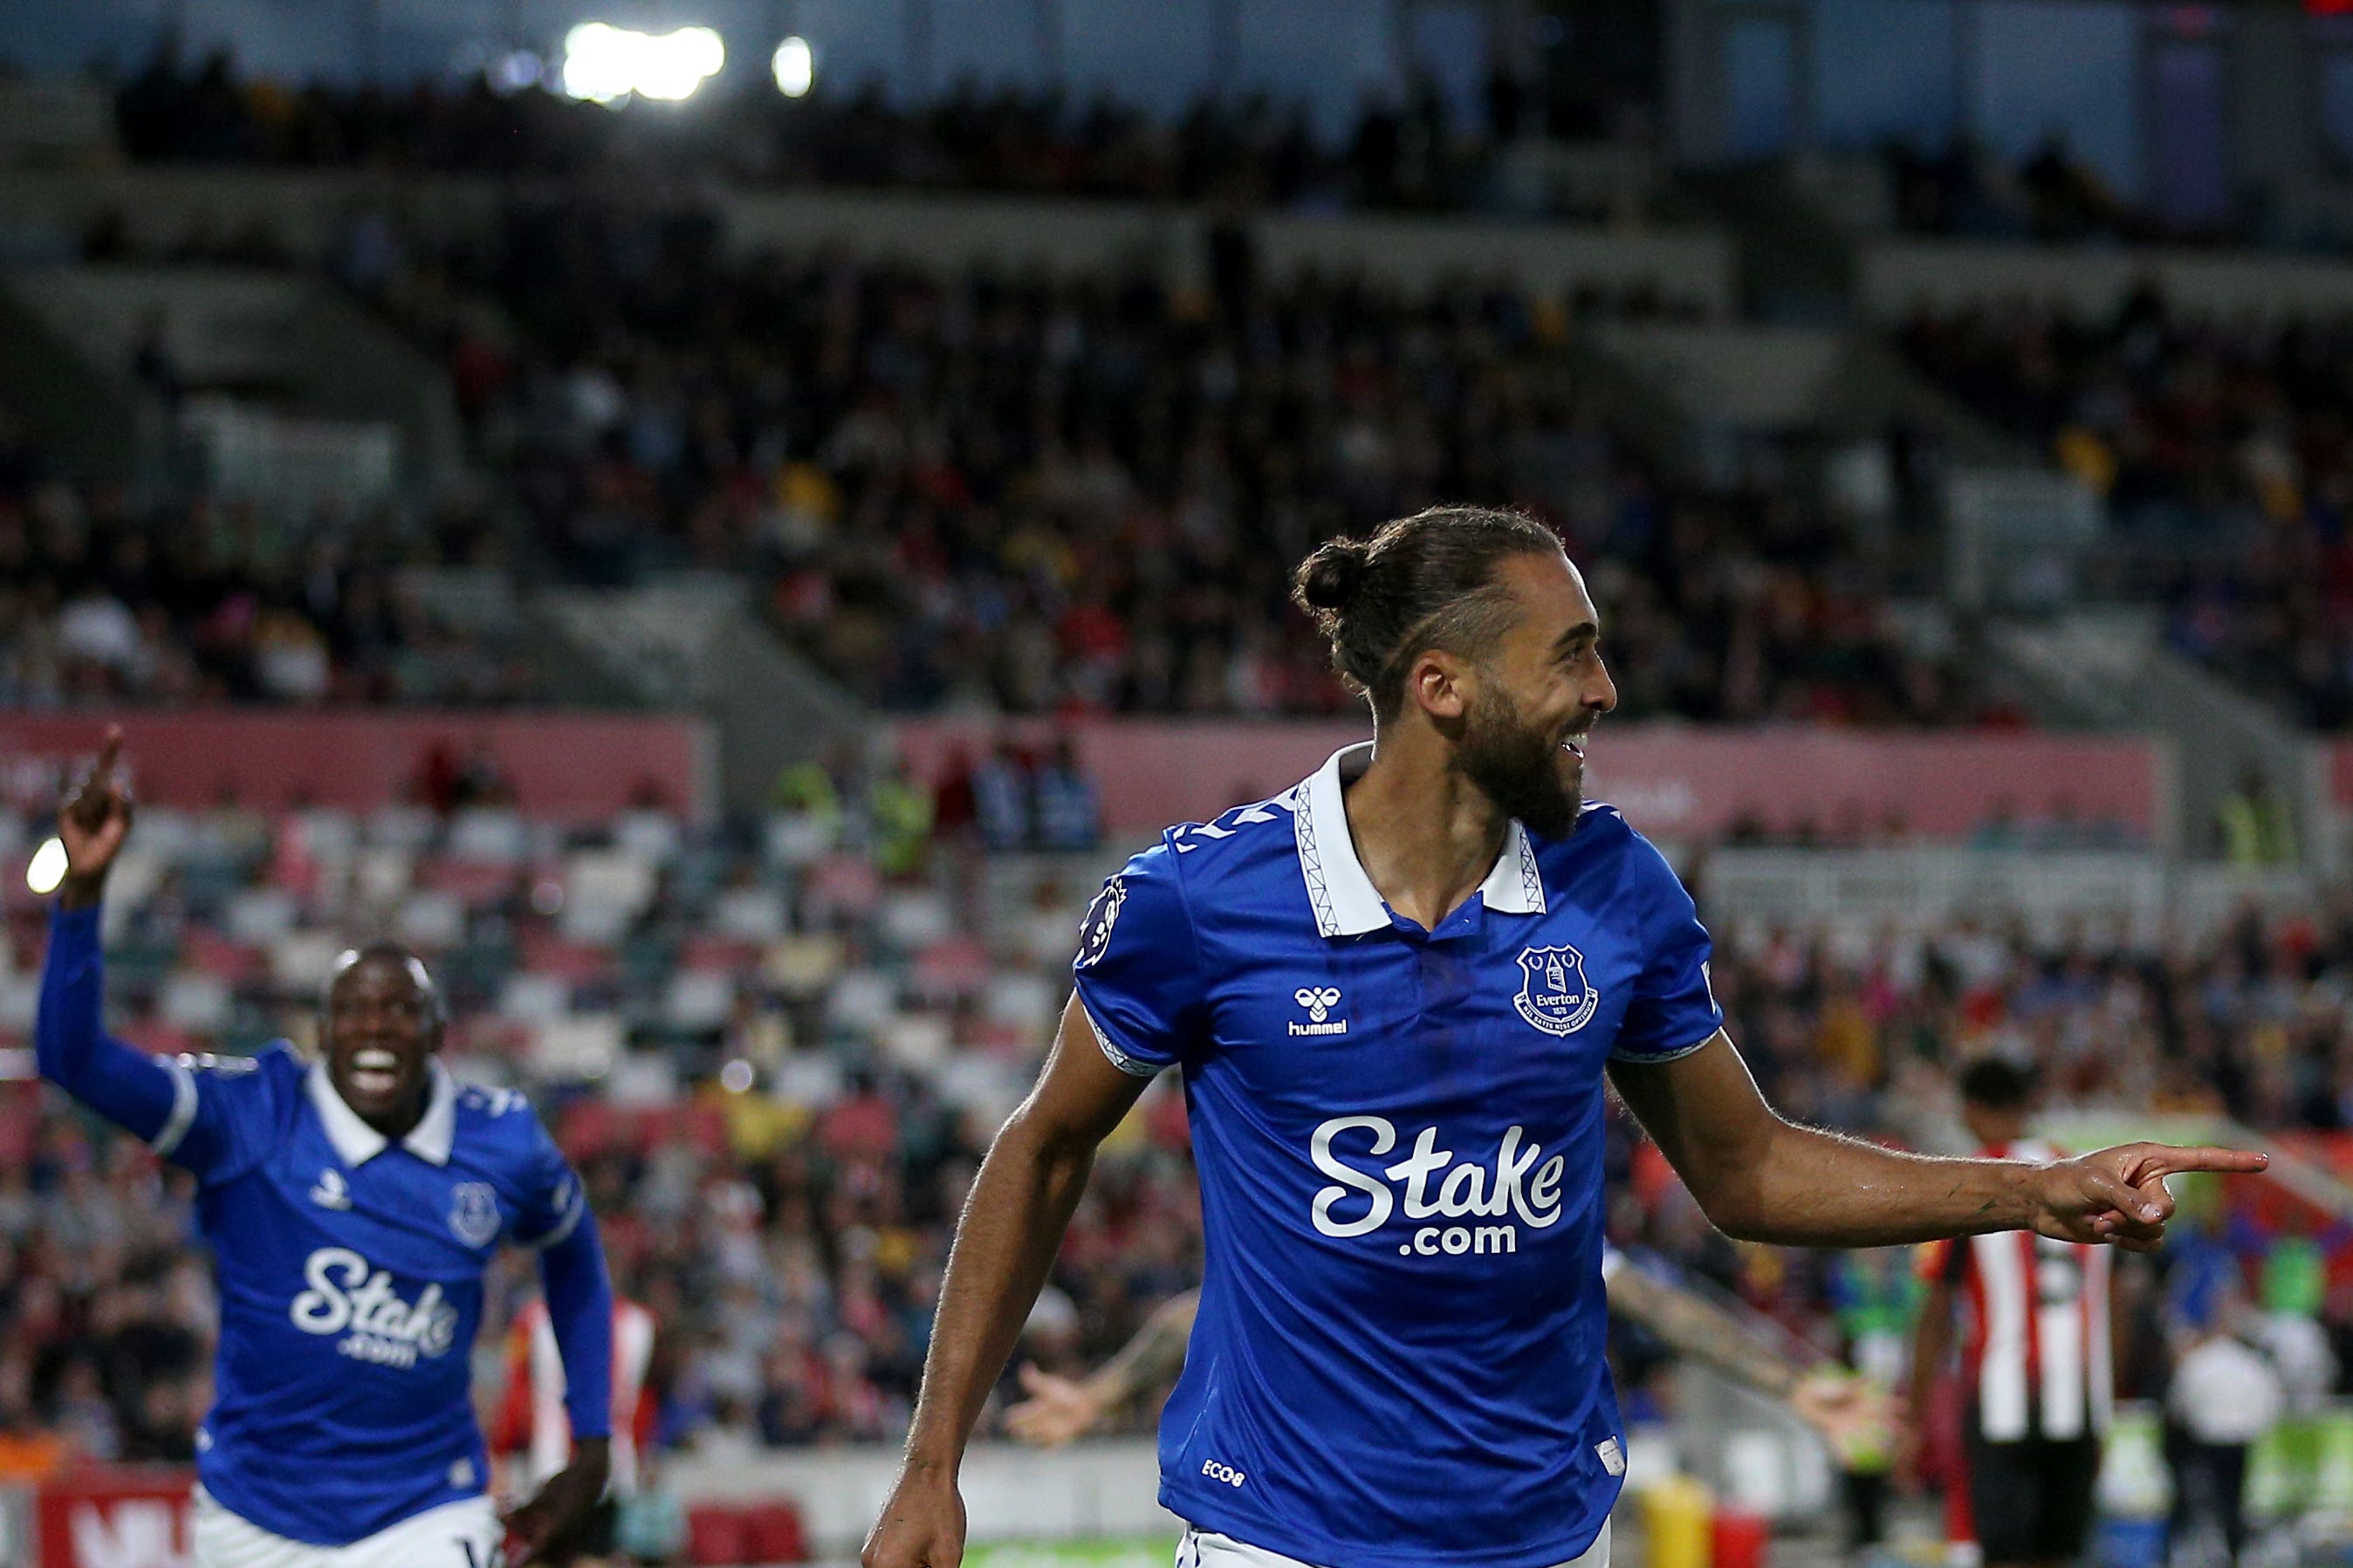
0, 1097, 41, 1167
685, 1503, 749, 1566
115, 1022, 198, 1059
743, 1502, 810, 1564
417, 858, 518, 907
519, 931, 616, 984
803, 853, 882, 921
555, 1099, 621, 1159
182, 929, 263, 983
680, 935, 764, 976
910, 935, 991, 1001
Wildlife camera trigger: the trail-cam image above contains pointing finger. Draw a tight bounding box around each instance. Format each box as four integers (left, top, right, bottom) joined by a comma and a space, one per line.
2144, 1146, 2269, 1179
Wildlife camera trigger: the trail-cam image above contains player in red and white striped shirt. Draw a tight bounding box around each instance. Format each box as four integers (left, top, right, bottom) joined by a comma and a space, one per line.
495, 1295, 659, 1566
1911, 1060, 2114, 1568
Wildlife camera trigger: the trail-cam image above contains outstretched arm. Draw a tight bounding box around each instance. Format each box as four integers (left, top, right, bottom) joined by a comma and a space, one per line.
36, 731, 195, 1150
864, 993, 1154, 1567
1610, 1034, 2265, 1251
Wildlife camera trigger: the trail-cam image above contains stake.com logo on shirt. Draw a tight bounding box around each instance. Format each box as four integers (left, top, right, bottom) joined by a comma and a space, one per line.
1309, 1117, 1568, 1257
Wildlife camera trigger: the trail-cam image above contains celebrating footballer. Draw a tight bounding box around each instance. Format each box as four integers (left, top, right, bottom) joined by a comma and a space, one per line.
865, 506, 2266, 1568
36, 731, 617, 1568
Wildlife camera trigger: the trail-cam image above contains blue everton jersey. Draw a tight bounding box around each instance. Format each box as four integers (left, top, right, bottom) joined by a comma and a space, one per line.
153, 1044, 587, 1544
1072, 743, 1723, 1568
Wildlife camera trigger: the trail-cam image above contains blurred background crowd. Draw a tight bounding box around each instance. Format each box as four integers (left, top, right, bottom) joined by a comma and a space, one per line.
12, 0, 2353, 1560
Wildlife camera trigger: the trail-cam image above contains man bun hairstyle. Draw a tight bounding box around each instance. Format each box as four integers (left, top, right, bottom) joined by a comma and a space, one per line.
1291, 504, 1564, 720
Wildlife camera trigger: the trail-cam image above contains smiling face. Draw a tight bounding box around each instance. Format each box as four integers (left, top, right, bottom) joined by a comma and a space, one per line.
1448, 551, 1618, 839
321, 948, 443, 1135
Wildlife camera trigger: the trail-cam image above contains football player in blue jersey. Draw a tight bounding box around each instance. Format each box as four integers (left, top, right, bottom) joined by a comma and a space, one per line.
864, 506, 2267, 1568
37, 732, 615, 1568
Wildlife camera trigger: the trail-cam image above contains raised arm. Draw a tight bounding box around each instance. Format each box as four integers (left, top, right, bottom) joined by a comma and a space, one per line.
864, 992, 1156, 1568
1609, 1033, 2266, 1251
36, 731, 193, 1148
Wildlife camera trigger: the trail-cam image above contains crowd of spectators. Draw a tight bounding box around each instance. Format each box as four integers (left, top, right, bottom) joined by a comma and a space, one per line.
110, 45, 1645, 223
361, 196, 1979, 725
0, 764, 2343, 1465
0, 414, 544, 709
1882, 135, 2161, 247
1902, 288, 2353, 728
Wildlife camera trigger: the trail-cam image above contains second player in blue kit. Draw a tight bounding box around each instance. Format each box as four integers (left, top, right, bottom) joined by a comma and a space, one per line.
35, 732, 616, 1568
865, 505, 2270, 1568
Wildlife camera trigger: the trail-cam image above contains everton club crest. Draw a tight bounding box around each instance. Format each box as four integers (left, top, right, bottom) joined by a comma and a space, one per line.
1514, 945, 1599, 1037
449, 1181, 502, 1249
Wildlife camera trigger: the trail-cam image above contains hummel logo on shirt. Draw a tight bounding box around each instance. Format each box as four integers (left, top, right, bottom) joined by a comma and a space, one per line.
309, 1168, 353, 1210
1290, 986, 1346, 1036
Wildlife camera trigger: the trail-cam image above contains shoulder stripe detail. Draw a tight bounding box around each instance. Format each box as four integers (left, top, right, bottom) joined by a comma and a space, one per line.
152, 1058, 199, 1159
525, 1195, 587, 1251
1611, 1031, 1719, 1066
1081, 1004, 1163, 1079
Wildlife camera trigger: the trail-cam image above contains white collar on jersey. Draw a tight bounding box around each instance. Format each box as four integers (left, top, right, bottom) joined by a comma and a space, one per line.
1294, 742, 1547, 938
305, 1058, 458, 1167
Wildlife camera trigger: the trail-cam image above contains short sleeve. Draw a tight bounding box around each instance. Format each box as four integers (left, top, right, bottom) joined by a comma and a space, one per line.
510, 1110, 589, 1250
1070, 838, 1207, 1077
1611, 837, 1725, 1064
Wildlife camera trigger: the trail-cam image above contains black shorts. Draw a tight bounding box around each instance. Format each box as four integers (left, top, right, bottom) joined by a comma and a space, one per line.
1965, 1424, 2103, 1565
540, 1496, 620, 1565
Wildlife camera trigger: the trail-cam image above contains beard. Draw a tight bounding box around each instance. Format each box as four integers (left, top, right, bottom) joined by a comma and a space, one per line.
1459, 683, 1583, 839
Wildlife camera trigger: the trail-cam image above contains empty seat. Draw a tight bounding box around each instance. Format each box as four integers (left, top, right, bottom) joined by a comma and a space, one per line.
685, 1503, 748, 1567
613, 810, 683, 864
498, 974, 572, 1023
529, 1015, 624, 1082
823, 969, 895, 1038
877, 889, 952, 953
881, 1011, 951, 1073
763, 935, 843, 1001
982, 971, 1056, 1033
160, 973, 232, 1032
910, 936, 991, 1002
183, 929, 264, 983
271, 931, 346, 990
741, 1503, 809, 1564
394, 890, 466, 949
449, 807, 531, 865
709, 887, 786, 942
224, 888, 297, 945
364, 805, 439, 852
352, 847, 415, 906
764, 812, 837, 868
561, 850, 656, 944
664, 972, 736, 1032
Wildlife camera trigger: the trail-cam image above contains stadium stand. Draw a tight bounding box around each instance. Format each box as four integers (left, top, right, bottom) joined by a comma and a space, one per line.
0, 763, 2347, 1475
1900, 292, 2353, 728
17, 8, 2353, 1562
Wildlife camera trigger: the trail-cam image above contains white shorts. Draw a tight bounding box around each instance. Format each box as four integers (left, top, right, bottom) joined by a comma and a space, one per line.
194, 1487, 504, 1568
1179, 1517, 1611, 1568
